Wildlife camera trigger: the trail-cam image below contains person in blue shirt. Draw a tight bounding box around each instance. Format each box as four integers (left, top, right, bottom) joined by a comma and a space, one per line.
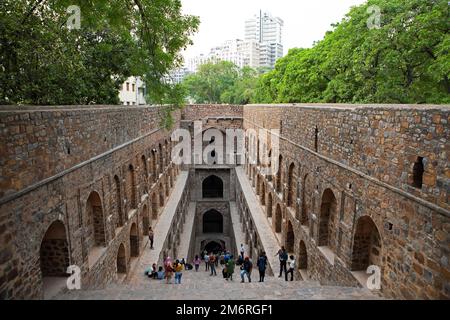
156, 266, 165, 280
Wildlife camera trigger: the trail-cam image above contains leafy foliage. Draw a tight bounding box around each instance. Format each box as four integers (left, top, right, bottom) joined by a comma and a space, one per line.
182, 61, 259, 104
0, 0, 199, 106
253, 0, 449, 104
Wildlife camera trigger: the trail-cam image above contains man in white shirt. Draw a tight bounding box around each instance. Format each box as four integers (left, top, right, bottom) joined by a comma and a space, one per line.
240, 244, 245, 260
285, 255, 296, 281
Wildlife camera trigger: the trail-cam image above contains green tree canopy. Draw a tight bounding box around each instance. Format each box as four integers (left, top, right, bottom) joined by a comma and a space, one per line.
254, 0, 449, 104
0, 0, 199, 105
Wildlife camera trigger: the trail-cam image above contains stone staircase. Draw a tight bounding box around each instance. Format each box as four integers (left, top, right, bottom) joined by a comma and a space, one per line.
55, 264, 381, 300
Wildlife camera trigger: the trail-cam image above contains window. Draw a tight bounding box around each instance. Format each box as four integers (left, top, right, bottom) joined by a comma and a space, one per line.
412, 157, 424, 189
126, 82, 130, 91
132, 84, 135, 92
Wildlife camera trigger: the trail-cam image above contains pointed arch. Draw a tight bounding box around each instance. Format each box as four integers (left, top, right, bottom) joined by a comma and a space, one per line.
318, 188, 337, 250
86, 191, 106, 248
351, 216, 382, 271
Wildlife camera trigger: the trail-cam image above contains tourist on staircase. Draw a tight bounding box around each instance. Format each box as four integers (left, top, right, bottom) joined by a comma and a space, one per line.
275, 246, 288, 278
156, 266, 165, 280
164, 256, 174, 284
209, 253, 217, 276
225, 255, 235, 281
240, 244, 245, 260
174, 260, 183, 284
204, 253, 210, 271
285, 255, 296, 281
148, 227, 154, 250
240, 257, 253, 283
257, 252, 268, 282
193, 255, 201, 272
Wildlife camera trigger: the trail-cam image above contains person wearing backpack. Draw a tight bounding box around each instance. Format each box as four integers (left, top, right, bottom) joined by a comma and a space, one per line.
226, 255, 235, 281
174, 259, 183, 284
193, 255, 201, 272
257, 252, 268, 282
275, 246, 288, 278
164, 256, 174, 284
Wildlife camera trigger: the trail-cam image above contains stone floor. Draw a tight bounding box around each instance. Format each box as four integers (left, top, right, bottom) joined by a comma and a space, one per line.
56, 258, 381, 300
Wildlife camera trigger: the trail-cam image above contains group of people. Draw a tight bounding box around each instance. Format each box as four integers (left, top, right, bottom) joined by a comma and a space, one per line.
144, 244, 297, 284
145, 257, 191, 284
276, 246, 296, 281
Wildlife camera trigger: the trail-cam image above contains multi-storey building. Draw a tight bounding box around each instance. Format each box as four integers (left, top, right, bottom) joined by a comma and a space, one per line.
118, 77, 146, 106
245, 10, 284, 69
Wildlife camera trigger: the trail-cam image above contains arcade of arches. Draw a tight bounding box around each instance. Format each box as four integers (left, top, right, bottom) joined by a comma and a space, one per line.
0, 104, 448, 301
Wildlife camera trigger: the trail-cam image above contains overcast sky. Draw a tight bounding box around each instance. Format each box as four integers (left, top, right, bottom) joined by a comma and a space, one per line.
181, 0, 367, 60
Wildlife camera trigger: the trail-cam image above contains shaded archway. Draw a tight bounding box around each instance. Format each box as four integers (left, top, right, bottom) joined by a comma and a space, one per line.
267, 193, 273, 218
275, 204, 282, 233
114, 175, 124, 227
286, 220, 294, 253
40, 221, 70, 278
318, 188, 337, 250
159, 143, 163, 173
165, 178, 169, 197
203, 209, 223, 233
202, 175, 223, 198
260, 182, 266, 205
299, 240, 307, 269
351, 216, 382, 271
204, 241, 224, 254
86, 191, 106, 248
301, 174, 312, 226
128, 164, 137, 209
287, 162, 295, 207
141, 155, 148, 183
151, 149, 157, 182
276, 155, 283, 193
130, 223, 139, 257
142, 205, 149, 236
151, 193, 158, 219
116, 243, 127, 274
159, 182, 164, 207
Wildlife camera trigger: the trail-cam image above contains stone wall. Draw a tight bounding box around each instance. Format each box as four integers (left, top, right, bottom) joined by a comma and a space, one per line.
243, 104, 450, 299
1, 103, 448, 300
0, 105, 180, 299
181, 104, 243, 121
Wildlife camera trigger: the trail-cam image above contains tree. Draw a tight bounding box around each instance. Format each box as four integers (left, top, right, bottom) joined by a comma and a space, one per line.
182, 61, 240, 103
0, 0, 199, 106
253, 0, 449, 104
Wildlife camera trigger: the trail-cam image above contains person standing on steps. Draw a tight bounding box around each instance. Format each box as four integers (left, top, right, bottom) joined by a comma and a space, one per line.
164, 256, 174, 284
286, 255, 296, 281
257, 252, 268, 282
240, 256, 253, 283
148, 227, 154, 249
193, 255, 201, 272
174, 259, 183, 284
275, 246, 288, 278
204, 253, 210, 271
240, 244, 245, 260
209, 253, 217, 276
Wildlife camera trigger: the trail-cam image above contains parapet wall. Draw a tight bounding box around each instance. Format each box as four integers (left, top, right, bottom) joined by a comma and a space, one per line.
0, 105, 180, 200
243, 103, 450, 299
245, 104, 449, 211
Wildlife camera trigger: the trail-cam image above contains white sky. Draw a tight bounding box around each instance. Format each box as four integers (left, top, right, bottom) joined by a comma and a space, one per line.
181, 0, 367, 60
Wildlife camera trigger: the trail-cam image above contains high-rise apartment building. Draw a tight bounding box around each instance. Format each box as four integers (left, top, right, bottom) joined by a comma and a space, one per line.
245, 10, 284, 69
